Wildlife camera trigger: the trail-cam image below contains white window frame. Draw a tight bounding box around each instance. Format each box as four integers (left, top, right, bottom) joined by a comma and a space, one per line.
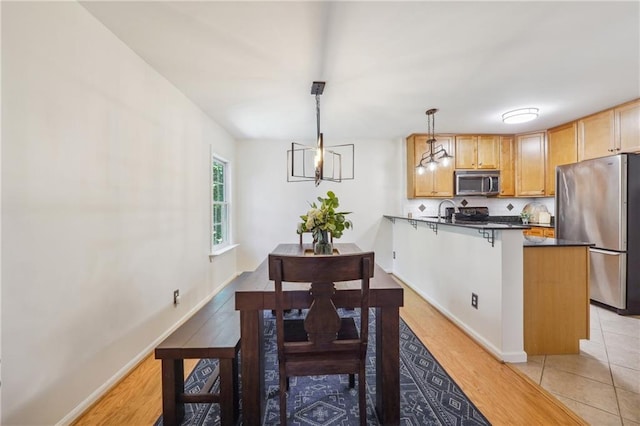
211, 153, 231, 253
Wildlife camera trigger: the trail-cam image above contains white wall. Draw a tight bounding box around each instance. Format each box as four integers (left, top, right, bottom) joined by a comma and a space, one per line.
389, 218, 526, 362
235, 138, 403, 272
1, 3, 237, 424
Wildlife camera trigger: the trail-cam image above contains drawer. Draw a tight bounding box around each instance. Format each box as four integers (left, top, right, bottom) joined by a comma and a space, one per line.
524, 227, 545, 237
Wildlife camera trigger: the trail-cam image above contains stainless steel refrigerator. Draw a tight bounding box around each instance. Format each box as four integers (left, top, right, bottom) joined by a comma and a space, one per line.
556, 153, 640, 315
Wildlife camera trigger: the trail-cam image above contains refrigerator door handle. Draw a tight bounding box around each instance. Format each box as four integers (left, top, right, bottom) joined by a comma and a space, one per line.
590, 248, 622, 255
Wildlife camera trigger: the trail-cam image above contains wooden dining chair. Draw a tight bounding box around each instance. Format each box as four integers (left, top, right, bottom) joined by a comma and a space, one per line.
268, 252, 374, 426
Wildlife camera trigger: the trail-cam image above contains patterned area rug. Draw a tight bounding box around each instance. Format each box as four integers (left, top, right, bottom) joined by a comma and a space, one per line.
155, 309, 490, 425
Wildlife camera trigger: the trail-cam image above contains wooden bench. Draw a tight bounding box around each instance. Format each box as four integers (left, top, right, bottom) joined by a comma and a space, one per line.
155, 273, 246, 426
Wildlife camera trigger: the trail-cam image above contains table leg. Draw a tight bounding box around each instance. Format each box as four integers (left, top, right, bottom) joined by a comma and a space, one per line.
160, 358, 185, 426
219, 356, 239, 426
240, 309, 264, 426
376, 306, 400, 425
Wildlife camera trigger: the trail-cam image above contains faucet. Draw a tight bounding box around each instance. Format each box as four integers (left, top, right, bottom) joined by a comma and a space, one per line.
437, 199, 456, 222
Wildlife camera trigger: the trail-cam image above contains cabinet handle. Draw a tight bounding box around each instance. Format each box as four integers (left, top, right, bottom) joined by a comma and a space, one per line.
478, 162, 483, 166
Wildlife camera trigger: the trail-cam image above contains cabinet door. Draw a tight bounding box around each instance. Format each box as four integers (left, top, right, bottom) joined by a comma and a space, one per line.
516, 133, 546, 196
578, 109, 615, 161
408, 134, 430, 197
546, 122, 577, 196
407, 134, 454, 198
615, 99, 640, 153
431, 136, 455, 197
477, 135, 500, 169
543, 228, 555, 238
499, 136, 515, 196
455, 136, 477, 169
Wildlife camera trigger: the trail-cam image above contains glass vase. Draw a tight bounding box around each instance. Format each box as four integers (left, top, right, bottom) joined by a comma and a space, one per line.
313, 230, 333, 255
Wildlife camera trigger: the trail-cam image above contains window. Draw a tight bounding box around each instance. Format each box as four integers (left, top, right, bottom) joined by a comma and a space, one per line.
211, 155, 229, 249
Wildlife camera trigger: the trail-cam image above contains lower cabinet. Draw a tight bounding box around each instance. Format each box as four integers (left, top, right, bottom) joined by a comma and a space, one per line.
523, 245, 590, 355
523, 227, 555, 238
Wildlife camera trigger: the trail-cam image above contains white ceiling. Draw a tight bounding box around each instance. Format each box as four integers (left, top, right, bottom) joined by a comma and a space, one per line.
81, 1, 640, 142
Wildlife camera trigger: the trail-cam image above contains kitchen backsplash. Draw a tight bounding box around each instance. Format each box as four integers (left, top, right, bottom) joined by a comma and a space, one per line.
403, 197, 555, 218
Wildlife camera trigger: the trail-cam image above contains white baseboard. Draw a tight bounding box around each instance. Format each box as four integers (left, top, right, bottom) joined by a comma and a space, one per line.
57, 273, 240, 426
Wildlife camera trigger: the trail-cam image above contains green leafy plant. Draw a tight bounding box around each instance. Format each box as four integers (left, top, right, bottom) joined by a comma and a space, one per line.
297, 191, 353, 240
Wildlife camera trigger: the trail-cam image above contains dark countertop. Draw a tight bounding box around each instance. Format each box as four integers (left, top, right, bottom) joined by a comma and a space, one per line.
385, 215, 593, 247
384, 215, 530, 230
523, 236, 594, 247
489, 215, 555, 228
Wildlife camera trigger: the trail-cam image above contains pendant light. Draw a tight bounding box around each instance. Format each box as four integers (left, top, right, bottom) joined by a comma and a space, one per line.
416, 109, 453, 174
287, 82, 354, 185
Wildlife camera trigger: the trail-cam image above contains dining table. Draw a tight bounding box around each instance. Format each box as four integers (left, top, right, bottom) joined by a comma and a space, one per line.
234, 243, 404, 425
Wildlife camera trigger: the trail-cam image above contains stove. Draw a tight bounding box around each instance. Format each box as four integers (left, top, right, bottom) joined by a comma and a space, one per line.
454, 206, 489, 222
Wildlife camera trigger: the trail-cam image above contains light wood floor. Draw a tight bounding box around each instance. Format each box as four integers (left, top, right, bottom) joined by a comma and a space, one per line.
73, 279, 585, 425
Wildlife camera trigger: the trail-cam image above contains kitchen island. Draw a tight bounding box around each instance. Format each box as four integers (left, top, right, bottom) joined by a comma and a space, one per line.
383, 215, 592, 361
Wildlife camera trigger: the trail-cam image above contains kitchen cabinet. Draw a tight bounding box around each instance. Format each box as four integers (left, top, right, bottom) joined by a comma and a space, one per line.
524, 227, 555, 238
406, 134, 455, 198
577, 109, 615, 161
524, 245, 589, 355
516, 132, 546, 197
499, 136, 515, 196
579, 99, 640, 161
545, 122, 578, 196
455, 135, 500, 169
614, 99, 640, 154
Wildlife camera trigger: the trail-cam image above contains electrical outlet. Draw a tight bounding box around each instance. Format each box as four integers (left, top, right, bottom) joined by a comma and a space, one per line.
471, 293, 478, 309
393, 251, 396, 259
173, 289, 180, 305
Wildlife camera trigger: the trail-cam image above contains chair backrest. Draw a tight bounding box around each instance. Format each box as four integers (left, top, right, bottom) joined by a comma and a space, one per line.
268, 252, 374, 352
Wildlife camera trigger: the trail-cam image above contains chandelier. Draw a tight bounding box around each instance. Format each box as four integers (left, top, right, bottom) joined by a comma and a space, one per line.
287, 81, 354, 186
416, 108, 453, 174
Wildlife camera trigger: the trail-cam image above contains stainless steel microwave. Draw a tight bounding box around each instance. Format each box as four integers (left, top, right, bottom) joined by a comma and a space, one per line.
455, 170, 500, 196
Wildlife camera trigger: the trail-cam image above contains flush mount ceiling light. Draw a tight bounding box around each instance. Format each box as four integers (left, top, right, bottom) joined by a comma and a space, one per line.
502, 107, 539, 124
287, 81, 354, 186
416, 108, 453, 174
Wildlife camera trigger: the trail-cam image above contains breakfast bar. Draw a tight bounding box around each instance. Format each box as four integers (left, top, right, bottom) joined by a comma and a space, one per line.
384, 215, 592, 362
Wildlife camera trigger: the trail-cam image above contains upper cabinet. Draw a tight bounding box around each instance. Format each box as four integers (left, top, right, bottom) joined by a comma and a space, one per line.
577, 109, 615, 161
516, 132, 546, 197
406, 134, 455, 198
403, 99, 638, 200
455, 135, 500, 169
545, 122, 578, 196
578, 99, 640, 161
615, 99, 640, 154
499, 136, 515, 197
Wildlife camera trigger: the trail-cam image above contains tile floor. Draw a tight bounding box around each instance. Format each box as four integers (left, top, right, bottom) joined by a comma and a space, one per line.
513, 304, 640, 425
